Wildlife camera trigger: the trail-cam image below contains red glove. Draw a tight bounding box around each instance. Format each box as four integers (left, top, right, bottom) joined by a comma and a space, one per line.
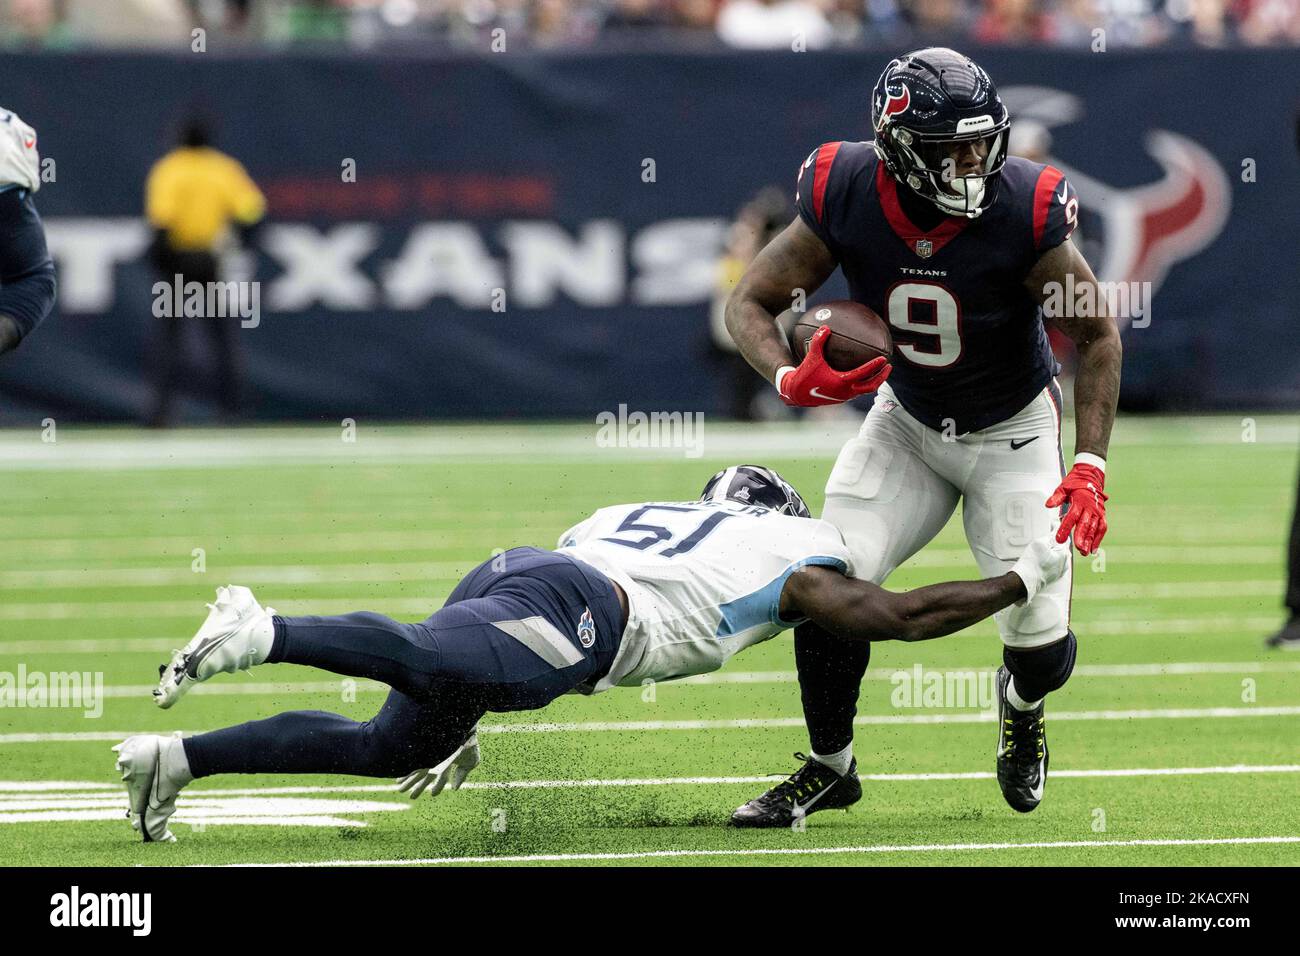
777, 326, 892, 407
1046, 461, 1108, 556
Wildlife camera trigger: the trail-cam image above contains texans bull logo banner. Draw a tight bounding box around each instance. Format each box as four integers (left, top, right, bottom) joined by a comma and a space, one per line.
0, 48, 1291, 421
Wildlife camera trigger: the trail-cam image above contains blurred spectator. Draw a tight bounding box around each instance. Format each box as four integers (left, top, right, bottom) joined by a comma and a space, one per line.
1, 0, 1296, 47
902, 0, 968, 35
144, 118, 266, 427
716, 0, 834, 47
973, 0, 1053, 41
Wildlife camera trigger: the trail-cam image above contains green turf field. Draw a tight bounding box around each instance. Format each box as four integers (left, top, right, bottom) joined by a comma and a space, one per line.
1, 416, 1298, 866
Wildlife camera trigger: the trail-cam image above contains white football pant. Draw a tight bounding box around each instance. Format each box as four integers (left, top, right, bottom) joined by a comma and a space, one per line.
822, 380, 1072, 649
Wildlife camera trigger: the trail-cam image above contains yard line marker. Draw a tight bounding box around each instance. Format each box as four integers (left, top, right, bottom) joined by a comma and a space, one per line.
231, 835, 1300, 867
4, 705, 1298, 745
0, 562, 472, 589
472, 706, 1300, 733
6, 659, 1291, 701
0, 418, 1294, 472
4, 764, 1298, 803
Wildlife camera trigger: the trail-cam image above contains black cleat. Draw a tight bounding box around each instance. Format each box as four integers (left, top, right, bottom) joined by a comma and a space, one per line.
995, 666, 1048, 813
730, 752, 861, 828
1265, 617, 1300, 651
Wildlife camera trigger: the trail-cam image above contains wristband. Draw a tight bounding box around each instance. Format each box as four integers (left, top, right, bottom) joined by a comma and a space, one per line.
774, 365, 796, 394
1074, 452, 1106, 474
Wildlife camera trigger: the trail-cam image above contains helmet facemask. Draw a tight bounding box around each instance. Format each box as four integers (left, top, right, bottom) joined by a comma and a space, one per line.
877, 121, 1009, 219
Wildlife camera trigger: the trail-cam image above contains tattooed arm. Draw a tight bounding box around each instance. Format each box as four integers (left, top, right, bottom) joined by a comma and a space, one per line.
1024, 238, 1122, 459
724, 216, 838, 385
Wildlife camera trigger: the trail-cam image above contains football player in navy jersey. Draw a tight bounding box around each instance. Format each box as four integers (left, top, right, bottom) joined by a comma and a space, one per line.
0, 108, 56, 358
725, 48, 1122, 826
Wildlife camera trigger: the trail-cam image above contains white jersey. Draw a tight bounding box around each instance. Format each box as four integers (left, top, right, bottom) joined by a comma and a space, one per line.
0, 109, 40, 193
556, 499, 854, 692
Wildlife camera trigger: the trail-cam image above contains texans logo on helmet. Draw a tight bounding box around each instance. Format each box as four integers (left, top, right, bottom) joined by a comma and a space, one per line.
876, 85, 911, 131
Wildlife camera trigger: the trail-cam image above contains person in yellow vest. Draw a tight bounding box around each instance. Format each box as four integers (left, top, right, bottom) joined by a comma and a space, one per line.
145, 119, 265, 427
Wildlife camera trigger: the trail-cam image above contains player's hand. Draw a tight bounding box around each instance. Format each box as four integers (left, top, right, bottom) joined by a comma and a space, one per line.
776, 326, 892, 407
1009, 535, 1072, 606
397, 729, 480, 799
1046, 462, 1108, 555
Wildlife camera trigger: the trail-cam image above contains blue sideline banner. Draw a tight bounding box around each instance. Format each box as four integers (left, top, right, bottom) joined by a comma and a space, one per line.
0, 47, 1296, 423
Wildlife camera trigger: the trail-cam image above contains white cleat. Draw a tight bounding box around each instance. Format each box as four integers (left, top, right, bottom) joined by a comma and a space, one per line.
154, 585, 275, 709
113, 734, 186, 843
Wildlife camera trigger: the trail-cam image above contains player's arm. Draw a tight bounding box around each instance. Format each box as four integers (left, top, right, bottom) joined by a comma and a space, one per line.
725, 217, 890, 406
1024, 238, 1122, 461
0, 189, 56, 357
782, 567, 1023, 643
1024, 237, 1121, 555
780, 537, 1069, 643
724, 216, 836, 384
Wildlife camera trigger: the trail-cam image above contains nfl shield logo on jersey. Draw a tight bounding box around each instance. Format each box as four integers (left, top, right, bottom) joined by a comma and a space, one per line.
576, 607, 596, 647
915, 239, 933, 259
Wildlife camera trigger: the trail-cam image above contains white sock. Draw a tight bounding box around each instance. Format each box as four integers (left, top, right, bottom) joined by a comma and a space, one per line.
1007, 678, 1043, 713
248, 616, 275, 667
811, 744, 853, 776
161, 734, 194, 787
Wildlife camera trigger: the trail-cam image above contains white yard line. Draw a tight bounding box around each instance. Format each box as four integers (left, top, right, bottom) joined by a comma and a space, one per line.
234, 835, 1300, 867
472, 706, 1300, 733
6, 763, 1296, 799
0, 418, 1295, 472
0, 659, 1295, 701
4, 704, 1297, 745
0, 562, 472, 589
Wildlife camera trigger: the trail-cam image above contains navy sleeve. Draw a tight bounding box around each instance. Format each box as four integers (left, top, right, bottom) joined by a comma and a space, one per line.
795, 141, 845, 254
1031, 165, 1079, 255
0, 187, 57, 342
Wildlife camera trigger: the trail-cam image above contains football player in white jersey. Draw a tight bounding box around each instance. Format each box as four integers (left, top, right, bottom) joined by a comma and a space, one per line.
113, 465, 1067, 842
0, 108, 56, 357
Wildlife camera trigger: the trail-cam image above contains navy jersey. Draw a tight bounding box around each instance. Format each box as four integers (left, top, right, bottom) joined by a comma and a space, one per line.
796, 141, 1077, 433
0, 186, 56, 342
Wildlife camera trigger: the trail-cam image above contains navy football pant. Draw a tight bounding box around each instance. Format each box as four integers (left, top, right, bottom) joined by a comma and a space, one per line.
183, 549, 623, 779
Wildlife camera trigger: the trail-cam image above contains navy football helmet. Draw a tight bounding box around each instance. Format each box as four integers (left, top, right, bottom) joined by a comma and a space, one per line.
699, 465, 811, 518
871, 48, 1010, 219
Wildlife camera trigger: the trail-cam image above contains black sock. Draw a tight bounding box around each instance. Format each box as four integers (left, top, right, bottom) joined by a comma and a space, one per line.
1003, 631, 1077, 704
794, 620, 871, 755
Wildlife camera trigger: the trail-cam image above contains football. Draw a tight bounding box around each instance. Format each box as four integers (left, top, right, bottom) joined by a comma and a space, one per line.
789, 300, 893, 371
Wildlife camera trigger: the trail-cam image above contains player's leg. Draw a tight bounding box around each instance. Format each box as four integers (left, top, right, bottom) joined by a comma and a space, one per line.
959, 381, 1074, 812
153, 584, 449, 708
732, 388, 960, 827
182, 687, 483, 779
121, 549, 623, 841
156, 548, 621, 709
799, 391, 961, 755
1265, 456, 1300, 649
114, 688, 484, 843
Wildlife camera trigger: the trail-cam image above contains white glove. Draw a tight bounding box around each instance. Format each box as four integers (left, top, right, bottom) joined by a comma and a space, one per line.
1009, 535, 1071, 606
397, 729, 480, 799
